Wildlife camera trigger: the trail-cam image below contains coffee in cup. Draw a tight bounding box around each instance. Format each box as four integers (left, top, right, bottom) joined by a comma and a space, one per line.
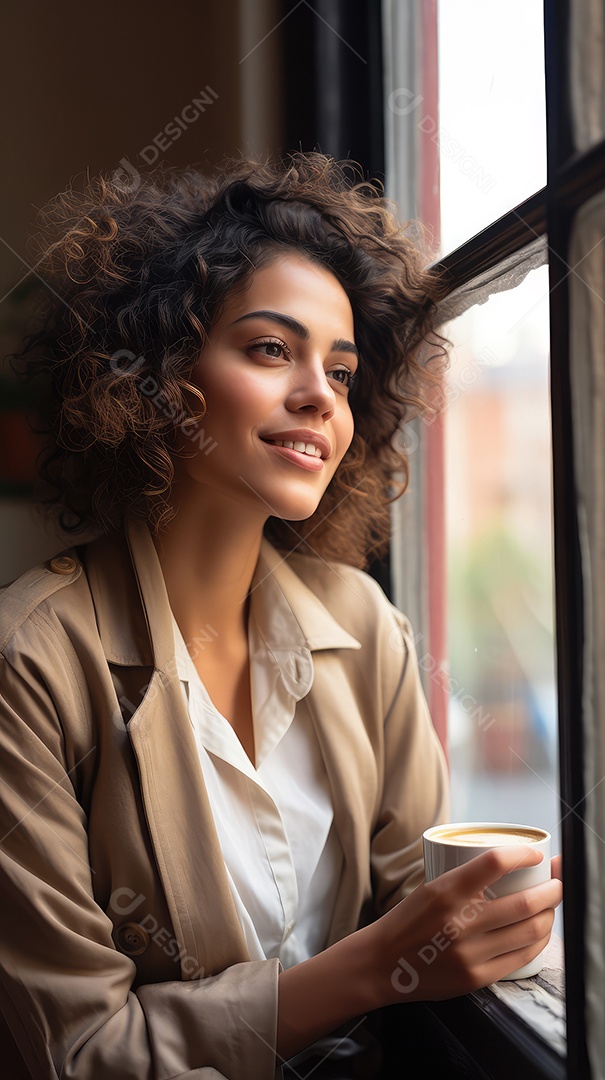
423, 821, 551, 979
428, 824, 547, 846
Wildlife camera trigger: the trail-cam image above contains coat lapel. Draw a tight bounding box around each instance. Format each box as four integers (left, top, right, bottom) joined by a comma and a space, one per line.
126, 673, 249, 976
87, 518, 249, 978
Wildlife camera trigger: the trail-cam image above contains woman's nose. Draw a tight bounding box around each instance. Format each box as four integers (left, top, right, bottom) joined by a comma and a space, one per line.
285, 358, 336, 419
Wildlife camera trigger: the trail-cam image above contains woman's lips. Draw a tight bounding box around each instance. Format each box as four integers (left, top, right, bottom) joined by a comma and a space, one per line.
260, 429, 332, 459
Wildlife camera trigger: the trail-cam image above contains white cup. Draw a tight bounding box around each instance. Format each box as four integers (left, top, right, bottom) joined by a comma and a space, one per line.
423, 821, 551, 979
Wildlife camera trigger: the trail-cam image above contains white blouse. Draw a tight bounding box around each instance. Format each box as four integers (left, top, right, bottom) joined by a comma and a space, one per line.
169, 568, 344, 969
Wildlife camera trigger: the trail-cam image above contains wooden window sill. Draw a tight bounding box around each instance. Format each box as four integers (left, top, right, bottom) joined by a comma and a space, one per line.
479, 934, 565, 1057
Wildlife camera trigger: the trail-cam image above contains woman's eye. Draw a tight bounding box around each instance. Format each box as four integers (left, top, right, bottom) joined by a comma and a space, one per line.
329, 367, 357, 389
250, 339, 289, 360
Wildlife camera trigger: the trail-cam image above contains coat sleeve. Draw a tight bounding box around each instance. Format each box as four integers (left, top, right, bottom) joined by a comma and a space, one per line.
0, 651, 280, 1080
369, 609, 450, 915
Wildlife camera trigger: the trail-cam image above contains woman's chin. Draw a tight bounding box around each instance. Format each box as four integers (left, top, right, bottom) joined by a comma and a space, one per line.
267, 498, 325, 524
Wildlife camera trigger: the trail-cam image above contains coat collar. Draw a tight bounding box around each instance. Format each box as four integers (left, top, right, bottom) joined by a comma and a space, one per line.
253, 541, 361, 653
87, 515, 361, 672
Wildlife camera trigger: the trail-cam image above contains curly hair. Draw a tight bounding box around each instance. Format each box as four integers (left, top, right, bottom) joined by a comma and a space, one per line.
14, 152, 448, 568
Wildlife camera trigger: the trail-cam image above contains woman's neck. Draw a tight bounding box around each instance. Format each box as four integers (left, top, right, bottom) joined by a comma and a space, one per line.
151, 488, 266, 646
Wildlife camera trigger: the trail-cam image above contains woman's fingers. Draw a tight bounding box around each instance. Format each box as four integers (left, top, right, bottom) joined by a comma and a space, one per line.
551, 853, 563, 880
475, 930, 555, 988
480, 906, 556, 959
433, 845, 547, 902
470, 877, 563, 934
429, 849, 563, 936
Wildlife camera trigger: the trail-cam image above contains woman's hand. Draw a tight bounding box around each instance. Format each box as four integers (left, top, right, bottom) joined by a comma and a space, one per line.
277, 848, 562, 1061
365, 846, 563, 1005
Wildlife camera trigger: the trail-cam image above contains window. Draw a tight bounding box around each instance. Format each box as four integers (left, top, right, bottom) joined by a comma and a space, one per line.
384, 0, 604, 1076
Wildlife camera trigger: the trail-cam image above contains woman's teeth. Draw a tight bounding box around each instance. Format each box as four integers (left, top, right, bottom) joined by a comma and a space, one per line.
271, 440, 322, 458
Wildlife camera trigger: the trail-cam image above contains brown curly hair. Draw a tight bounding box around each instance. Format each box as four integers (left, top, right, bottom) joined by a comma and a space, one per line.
14, 152, 448, 568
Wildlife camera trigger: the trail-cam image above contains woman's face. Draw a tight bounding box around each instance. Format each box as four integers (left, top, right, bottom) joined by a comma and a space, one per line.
174, 252, 358, 523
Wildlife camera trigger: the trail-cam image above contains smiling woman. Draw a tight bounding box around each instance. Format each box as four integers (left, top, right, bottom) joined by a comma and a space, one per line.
0, 153, 562, 1080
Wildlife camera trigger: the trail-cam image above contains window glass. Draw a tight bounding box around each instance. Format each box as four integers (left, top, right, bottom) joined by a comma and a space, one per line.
437, 0, 547, 254
443, 265, 561, 929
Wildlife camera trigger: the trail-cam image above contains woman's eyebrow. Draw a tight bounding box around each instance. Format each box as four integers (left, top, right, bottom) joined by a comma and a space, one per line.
229, 309, 359, 359
331, 338, 359, 360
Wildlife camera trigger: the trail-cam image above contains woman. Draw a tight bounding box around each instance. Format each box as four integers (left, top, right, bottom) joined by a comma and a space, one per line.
0, 154, 562, 1079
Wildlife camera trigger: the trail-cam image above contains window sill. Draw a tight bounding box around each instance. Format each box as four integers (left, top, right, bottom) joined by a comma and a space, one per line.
421, 934, 566, 1080
479, 934, 565, 1057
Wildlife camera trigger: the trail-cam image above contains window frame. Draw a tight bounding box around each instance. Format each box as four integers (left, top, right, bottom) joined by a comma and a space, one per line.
427, 2, 601, 1074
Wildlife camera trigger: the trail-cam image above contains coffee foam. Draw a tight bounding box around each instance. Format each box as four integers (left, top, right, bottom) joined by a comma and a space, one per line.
432, 826, 544, 846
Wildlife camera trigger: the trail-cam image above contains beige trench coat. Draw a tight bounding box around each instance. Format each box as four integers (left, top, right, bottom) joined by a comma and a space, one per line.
0, 516, 449, 1079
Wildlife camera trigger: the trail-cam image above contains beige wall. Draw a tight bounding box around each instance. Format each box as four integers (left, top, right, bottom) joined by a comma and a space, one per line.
0, 0, 284, 580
